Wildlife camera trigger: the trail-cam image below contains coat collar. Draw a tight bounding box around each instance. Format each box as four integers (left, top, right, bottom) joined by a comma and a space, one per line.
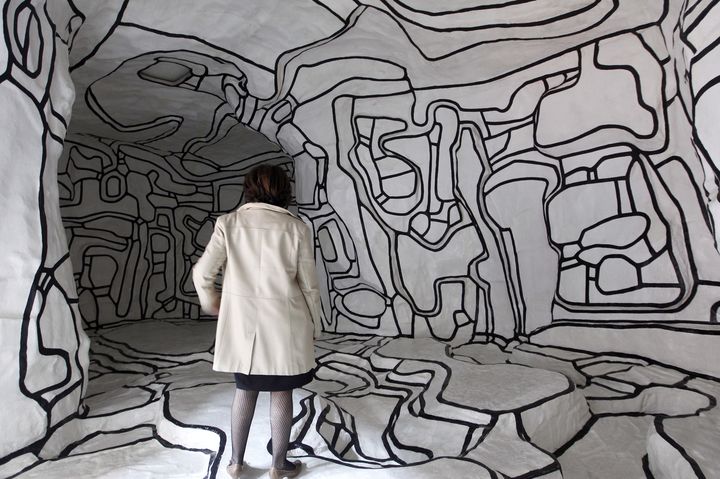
239, 202, 294, 216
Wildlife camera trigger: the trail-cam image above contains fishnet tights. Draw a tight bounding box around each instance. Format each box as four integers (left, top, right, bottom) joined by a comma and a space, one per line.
270, 390, 294, 469
229, 389, 258, 465
228, 389, 295, 469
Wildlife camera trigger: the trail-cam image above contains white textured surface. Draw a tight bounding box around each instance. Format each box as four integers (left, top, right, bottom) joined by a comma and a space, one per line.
2, 0, 720, 470
2, 320, 717, 478
52, 0, 720, 356
0, 0, 89, 458
647, 404, 720, 479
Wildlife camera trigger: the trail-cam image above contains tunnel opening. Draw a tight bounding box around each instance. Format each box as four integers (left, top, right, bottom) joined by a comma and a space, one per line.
58, 125, 295, 328
58, 46, 301, 329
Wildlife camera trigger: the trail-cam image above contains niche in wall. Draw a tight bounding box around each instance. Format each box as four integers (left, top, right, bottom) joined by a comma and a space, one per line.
58, 127, 293, 327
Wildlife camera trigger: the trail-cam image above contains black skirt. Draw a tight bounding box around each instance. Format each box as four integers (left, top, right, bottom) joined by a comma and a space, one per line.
233, 369, 314, 391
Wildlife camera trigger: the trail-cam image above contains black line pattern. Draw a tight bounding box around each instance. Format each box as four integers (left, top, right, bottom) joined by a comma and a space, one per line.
0, 0, 89, 464
5, 319, 720, 478
2, 0, 720, 477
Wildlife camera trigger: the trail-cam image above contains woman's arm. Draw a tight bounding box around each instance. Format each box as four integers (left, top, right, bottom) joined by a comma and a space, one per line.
192, 217, 227, 315
297, 223, 323, 338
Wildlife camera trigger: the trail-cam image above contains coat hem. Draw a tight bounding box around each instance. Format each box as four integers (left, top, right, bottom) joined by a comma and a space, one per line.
213, 365, 316, 376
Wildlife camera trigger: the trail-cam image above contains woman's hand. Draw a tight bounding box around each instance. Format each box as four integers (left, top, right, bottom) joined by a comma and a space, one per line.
208, 297, 221, 316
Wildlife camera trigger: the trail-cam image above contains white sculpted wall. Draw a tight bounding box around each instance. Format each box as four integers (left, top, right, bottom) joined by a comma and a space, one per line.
60, 1, 720, 370
0, 0, 89, 459
1, 0, 720, 475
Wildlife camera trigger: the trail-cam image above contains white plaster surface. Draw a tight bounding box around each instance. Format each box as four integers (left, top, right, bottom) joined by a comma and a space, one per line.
50, 0, 720, 362
2, 0, 720, 470
0, 319, 716, 478
0, 0, 89, 458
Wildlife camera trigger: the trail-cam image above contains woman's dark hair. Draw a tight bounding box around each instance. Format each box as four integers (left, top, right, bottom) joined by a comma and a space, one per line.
244, 164, 292, 208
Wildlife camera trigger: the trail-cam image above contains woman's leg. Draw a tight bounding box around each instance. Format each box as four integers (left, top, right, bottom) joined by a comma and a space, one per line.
270, 389, 294, 469
230, 388, 259, 465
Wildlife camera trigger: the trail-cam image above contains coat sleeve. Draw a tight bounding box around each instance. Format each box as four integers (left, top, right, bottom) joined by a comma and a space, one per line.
297, 223, 323, 338
192, 217, 227, 314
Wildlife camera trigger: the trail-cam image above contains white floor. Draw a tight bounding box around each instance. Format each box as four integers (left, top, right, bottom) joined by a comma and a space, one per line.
3, 319, 718, 479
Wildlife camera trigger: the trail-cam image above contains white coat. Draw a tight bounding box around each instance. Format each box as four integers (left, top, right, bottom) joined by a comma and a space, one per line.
192, 202, 322, 375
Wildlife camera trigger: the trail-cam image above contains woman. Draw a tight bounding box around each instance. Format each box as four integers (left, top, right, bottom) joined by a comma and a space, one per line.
193, 164, 322, 479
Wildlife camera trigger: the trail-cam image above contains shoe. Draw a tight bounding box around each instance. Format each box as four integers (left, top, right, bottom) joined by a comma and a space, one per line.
269, 460, 303, 478
226, 463, 243, 478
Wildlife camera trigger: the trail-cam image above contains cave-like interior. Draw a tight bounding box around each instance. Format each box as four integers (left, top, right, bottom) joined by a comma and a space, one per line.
2, 1, 720, 478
